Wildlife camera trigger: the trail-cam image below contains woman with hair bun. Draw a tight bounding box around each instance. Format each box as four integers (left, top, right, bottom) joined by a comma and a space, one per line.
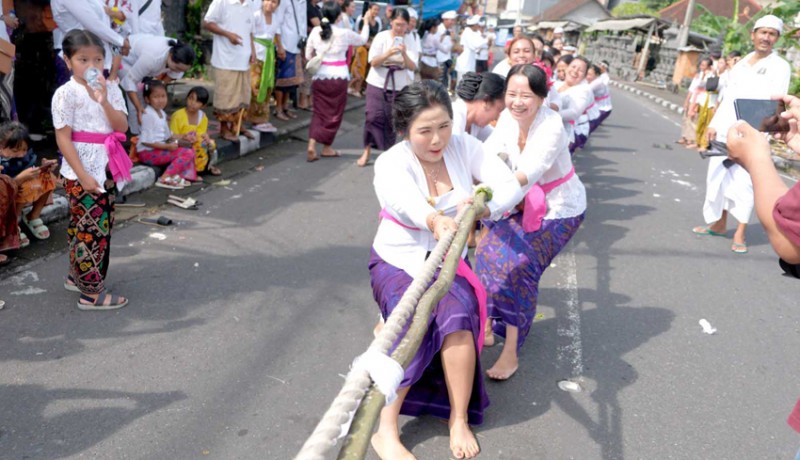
305, 1, 372, 162
452, 71, 506, 141
369, 79, 521, 459
556, 56, 593, 153
478, 64, 586, 380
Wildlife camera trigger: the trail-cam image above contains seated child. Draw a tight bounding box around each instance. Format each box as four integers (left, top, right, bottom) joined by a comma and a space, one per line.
0, 122, 58, 248
169, 86, 222, 176
0, 170, 21, 265
136, 79, 199, 190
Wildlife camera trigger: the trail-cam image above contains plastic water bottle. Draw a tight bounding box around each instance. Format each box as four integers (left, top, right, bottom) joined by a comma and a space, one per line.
84, 67, 102, 90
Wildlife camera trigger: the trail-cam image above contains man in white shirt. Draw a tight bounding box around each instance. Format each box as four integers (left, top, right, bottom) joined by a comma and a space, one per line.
51, 0, 126, 71
435, 10, 457, 91
272, 0, 307, 120
475, 23, 495, 73
203, 0, 256, 142
694, 15, 792, 254
455, 15, 487, 85
133, 0, 164, 36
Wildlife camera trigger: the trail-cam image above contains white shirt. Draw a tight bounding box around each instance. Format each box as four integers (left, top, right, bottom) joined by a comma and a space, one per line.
52, 78, 128, 187
434, 24, 453, 63
133, 0, 164, 36
365, 30, 419, 92
253, 10, 279, 61
204, 0, 255, 71
305, 22, 369, 80
557, 80, 593, 141
451, 99, 493, 142
477, 32, 494, 60
274, 0, 307, 55
421, 30, 449, 68
51, 0, 125, 69
455, 27, 486, 73
708, 51, 791, 142
137, 105, 171, 150
103, 0, 138, 36
404, 31, 421, 81
484, 108, 586, 220
591, 73, 612, 111
372, 134, 523, 277
119, 35, 184, 92
491, 59, 511, 78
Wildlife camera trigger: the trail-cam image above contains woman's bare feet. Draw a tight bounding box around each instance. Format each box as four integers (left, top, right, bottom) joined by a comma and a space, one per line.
371, 432, 416, 460
486, 349, 518, 380
483, 320, 495, 347
449, 418, 480, 459
357, 148, 371, 167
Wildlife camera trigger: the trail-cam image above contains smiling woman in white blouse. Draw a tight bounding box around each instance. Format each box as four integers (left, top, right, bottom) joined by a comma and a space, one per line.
477, 64, 586, 381
369, 80, 521, 460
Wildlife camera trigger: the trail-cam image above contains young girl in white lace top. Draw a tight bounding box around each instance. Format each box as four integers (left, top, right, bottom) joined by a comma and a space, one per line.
304, 1, 371, 161
52, 29, 130, 311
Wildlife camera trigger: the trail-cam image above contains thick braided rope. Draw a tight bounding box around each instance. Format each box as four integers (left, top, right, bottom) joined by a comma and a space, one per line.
294, 208, 467, 460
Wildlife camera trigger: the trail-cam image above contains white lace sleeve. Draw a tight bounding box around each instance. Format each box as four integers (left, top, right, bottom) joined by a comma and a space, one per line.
107, 81, 128, 115
51, 86, 73, 130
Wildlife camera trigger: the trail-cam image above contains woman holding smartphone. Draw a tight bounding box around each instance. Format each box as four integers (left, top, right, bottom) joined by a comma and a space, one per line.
357, 8, 418, 167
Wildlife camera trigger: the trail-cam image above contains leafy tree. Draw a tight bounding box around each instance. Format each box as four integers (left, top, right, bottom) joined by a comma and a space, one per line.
611, 3, 658, 17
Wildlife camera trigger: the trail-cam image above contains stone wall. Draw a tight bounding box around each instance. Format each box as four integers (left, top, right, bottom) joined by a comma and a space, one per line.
583, 35, 638, 81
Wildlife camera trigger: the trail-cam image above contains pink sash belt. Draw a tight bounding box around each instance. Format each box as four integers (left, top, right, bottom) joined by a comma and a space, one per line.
595, 94, 610, 101
521, 166, 575, 233
322, 60, 348, 66
71, 131, 133, 184
378, 208, 488, 352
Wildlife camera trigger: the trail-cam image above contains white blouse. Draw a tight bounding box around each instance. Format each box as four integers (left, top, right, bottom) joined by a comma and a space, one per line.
589, 76, 612, 112
420, 31, 450, 68
365, 30, 419, 91
492, 59, 511, 78
52, 78, 128, 187
253, 10, 280, 61
373, 134, 523, 277
451, 99, 493, 142
556, 80, 593, 141
305, 22, 370, 80
120, 35, 185, 93
483, 108, 586, 220
137, 106, 171, 151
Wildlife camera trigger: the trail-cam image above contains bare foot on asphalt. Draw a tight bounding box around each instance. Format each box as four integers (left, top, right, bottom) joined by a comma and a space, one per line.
449, 419, 480, 459
371, 432, 416, 460
486, 351, 518, 380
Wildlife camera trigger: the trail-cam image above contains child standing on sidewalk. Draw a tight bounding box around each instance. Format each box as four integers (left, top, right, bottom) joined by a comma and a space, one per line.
170, 86, 222, 176
52, 29, 130, 310
0, 122, 58, 247
137, 80, 198, 189
249, 0, 280, 133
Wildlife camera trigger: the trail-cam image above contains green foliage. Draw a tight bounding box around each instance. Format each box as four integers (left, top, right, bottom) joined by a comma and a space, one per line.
185, 0, 214, 78
790, 75, 800, 97
611, 3, 659, 17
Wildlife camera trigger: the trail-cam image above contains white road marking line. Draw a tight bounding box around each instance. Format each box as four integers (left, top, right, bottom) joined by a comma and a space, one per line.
557, 250, 583, 379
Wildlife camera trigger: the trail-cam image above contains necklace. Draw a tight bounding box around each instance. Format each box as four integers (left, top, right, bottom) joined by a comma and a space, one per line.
422, 162, 443, 206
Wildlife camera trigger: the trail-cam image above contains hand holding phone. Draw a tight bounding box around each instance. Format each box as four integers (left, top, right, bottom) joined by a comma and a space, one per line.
734, 99, 790, 133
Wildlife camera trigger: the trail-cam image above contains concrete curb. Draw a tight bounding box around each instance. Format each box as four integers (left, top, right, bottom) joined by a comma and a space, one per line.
37, 99, 367, 225
609, 80, 685, 115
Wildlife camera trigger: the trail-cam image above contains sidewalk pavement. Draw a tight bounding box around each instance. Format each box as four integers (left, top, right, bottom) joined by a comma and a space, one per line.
33, 79, 367, 227
610, 79, 800, 178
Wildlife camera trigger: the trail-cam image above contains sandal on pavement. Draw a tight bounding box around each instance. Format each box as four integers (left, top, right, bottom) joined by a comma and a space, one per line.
207, 165, 222, 176
731, 242, 748, 254
155, 177, 184, 190
64, 275, 81, 293
321, 151, 341, 158
77, 292, 128, 311
241, 130, 255, 140
253, 123, 277, 133
692, 226, 726, 237
273, 110, 290, 121
18, 228, 30, 248
23, 215, 50, 240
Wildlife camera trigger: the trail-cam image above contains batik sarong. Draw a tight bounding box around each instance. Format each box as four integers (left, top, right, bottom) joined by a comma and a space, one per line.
0, 174, 20, 252
369, 249, 489, 425
275, 52, 304, 88
213, 67, 250, 122
476, 212, 584, 352
363, 84, 396, 151
309, 78, 348, 145
65, 179, 115, 294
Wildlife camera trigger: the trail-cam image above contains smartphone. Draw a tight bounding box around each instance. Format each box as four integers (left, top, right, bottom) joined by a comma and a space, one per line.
734, 99, 789, 132
393, 36, 403, 47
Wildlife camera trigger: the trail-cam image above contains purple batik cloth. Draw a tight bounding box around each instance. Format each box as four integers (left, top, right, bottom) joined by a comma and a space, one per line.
476, 213, 584, 352
368, 249, 489, 426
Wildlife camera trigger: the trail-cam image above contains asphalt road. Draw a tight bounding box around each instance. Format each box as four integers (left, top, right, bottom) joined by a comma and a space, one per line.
1, 92, 798, 460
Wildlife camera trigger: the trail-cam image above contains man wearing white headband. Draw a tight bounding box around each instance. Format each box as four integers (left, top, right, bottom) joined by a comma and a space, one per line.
694, 14, 791, 255
455, 15, 489, 84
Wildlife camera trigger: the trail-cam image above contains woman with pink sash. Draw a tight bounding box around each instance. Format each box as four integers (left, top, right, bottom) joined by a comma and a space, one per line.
477, 64, 586, 380
369, 80, 521, 460
52, 30, 130, 311
304, 1, 370, 162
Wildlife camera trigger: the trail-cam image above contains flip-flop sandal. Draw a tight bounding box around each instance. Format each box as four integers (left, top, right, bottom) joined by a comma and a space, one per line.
64, 275, 81, 293
241, 130, 255, 140
321, 151, 341, 158
23, 215, 50, 240
307, 154, 320, 163
168, 198, 199, 210
273, 110, 291, 121
221, 133, 240, 143
731, 242, 748, 254
692, 226, 726, 237
168, 195, 202, 206
18, 228, 30, 248
77, 292, 128, 311
285, 110, 298, 119
207, 165, 223, 176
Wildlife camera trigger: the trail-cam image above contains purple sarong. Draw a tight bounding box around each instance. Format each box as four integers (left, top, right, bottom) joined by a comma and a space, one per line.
363, 84, 396, 151
476, 213, 584, 352
310, 78, 348, 145
368, 249, 489, 425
